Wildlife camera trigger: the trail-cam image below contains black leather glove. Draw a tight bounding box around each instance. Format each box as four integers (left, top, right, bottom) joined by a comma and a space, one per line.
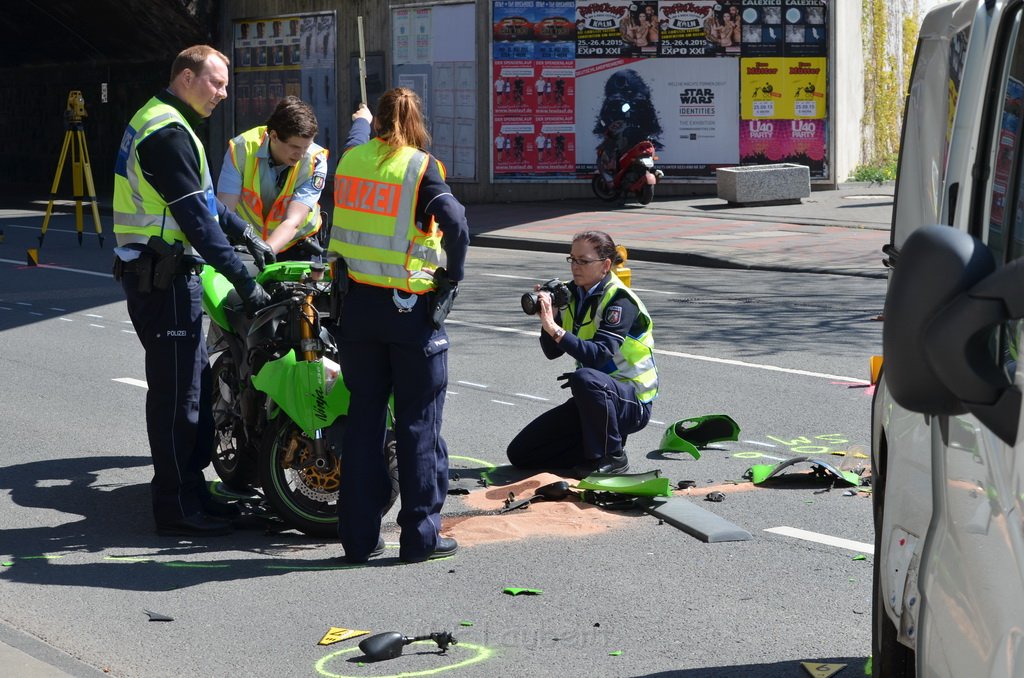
430, 267, 459, 330
556, 372, 574, 389
242, 225, 276, 270
237, 279, 271, 316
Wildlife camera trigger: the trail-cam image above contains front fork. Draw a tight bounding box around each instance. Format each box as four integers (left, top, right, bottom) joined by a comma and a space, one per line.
298, 282, 333, 473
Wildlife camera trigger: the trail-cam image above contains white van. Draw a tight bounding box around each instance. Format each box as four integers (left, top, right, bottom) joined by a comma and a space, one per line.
873, 0, 1024, 675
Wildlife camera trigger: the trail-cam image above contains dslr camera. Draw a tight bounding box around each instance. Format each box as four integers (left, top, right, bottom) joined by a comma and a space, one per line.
521, 278, 570, 315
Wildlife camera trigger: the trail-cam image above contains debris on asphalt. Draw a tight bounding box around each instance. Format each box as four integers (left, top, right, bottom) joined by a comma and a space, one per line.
745, 457, 861, 487
503, 587, 543, 595
676, 480, 697, 490
144, 610, 173, 622
447, 488, 470, 495
459, 621, 474, 626
705, 491, 726, 502
657, 414, 741, 460
609, 650, 623, 656
358, 630, 457, 661
852, 554, 867, 561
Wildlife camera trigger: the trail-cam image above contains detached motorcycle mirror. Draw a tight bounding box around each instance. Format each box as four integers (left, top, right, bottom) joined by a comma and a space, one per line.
358, 630, 457, 662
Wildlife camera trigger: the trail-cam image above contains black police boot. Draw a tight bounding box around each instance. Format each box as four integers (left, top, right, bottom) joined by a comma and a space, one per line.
156, 512, 233, 537
401, 537, 458, 564
342, 537, 386, 564
571, 451, 630, 479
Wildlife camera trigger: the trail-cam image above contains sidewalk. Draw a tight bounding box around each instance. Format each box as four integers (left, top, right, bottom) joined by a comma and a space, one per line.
465, 182, 893, 278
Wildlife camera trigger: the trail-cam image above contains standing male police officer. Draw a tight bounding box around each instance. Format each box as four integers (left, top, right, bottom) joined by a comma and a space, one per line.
217, 95, 328, 259
113, 45, 273, 537
329, 88, 469, 564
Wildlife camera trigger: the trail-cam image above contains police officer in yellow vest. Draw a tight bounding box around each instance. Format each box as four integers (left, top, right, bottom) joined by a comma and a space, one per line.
113, 45, 273, 537
507, 231, 659, 478
328, 88, 469, 564
217, 96, 328, 260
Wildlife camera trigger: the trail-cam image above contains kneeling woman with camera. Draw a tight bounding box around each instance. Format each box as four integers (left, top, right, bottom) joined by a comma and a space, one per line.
507, 230, 659, 478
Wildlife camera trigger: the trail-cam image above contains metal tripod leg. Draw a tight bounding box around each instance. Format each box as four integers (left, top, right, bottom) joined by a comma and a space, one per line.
38, 127, 104, 248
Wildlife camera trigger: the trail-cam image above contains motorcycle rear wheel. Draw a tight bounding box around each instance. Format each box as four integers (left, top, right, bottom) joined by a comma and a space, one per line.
591, 174, 619, 202
210, 353, 258, 492
259, 416, 399, 537
638, 182, 655, 205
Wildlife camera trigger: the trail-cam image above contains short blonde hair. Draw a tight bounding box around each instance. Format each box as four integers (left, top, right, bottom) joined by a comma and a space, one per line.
170, 45, 229, 84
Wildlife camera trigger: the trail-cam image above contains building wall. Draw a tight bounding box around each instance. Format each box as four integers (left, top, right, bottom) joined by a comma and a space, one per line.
833, 1, 865, 181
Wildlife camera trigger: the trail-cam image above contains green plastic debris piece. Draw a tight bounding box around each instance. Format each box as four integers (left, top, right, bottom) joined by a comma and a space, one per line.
865, 656, 872, 675
747, 457, 861, 487
659, 414, 741, 460
460, 621, 474, 626
609, 650, 623, 656
853, 554, 867, 561
503, 587, 543, 596
576, 470, 671, 497
1, 562, 12, 567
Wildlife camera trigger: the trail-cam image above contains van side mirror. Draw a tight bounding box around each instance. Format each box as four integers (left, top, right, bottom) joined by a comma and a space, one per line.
883, 225, 1023, 445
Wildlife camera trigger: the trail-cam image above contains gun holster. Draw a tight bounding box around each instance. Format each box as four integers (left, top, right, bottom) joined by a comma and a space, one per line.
430, 267, 458, 330
147, 236, 185, 291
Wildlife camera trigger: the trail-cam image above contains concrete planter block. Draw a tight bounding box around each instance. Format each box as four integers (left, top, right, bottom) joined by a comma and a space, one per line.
716, 163, 811, 204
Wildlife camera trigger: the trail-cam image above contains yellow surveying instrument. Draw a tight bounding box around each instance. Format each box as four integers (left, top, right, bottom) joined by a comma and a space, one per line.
38, 90, 104, 247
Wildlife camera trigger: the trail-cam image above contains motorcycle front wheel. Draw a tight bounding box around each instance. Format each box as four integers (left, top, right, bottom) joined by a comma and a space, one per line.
258, 416, 399, 537
591, 174, 619, 202
638, 182, 655, 205
210, 352, 258, 492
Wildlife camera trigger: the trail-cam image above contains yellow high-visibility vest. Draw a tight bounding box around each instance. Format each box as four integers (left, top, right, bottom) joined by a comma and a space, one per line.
329, 138, 443, 293
113, 97, 216, 246
227, 126, 325, 251
563, 272, 659, 403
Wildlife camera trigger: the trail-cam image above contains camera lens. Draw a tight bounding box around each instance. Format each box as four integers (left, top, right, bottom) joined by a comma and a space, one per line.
521, 292, 539, 315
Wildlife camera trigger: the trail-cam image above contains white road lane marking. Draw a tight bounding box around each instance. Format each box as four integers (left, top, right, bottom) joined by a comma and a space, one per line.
84, 313, 103, 318
113, 378, 148, 389
650, 419, 665, 425
446, 319, 869, 383
491, 400, 515, 406
515, 393, 549, 401
0, 258, 112, 278
88, 324, 104, 328
457, 380, 489, 388
743, 440, 778, 447
765, 526, 874, 554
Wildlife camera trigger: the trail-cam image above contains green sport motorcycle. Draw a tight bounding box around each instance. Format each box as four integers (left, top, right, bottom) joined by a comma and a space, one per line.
201, 257, 397, 537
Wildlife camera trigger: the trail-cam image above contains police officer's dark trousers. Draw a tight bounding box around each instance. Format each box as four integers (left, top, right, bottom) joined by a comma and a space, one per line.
331, 282, 450, 562
507, 367, 651, 469
122, 271, 215, 524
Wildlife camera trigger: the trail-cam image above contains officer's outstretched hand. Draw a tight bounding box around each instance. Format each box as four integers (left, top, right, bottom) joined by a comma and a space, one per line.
242, 225, 276, 270
352, 103, 372, 123
238, 279, 271, 316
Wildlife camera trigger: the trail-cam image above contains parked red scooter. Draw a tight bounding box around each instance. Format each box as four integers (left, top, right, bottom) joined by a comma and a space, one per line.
592, 104, 663, 205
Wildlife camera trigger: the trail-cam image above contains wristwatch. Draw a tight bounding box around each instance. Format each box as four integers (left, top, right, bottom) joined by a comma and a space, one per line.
552, 328, 566, 340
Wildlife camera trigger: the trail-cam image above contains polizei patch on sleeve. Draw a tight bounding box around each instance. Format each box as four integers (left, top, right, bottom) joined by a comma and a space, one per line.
311, 173, 326, 191
605, 305, 622, 325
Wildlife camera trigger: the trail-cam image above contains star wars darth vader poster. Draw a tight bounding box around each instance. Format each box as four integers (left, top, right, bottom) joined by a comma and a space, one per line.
574, 57, 739, 177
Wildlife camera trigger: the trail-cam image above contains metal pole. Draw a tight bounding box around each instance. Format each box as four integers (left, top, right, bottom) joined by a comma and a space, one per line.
357, 16, 368, 105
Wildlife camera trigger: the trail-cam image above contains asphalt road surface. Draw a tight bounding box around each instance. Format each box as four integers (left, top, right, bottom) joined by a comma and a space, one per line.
0, 220, 883, 677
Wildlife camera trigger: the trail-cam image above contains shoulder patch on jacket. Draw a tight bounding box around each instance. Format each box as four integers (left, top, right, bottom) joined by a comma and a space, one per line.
311, 173, 326, 191
605, 305, 622, 326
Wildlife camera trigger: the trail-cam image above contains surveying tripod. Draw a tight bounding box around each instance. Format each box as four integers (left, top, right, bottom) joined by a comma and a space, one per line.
38, 91, 104, 247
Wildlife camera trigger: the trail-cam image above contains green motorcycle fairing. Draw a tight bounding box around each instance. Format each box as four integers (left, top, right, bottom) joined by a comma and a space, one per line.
200, 260, 332, 332
251, 349, 351, 437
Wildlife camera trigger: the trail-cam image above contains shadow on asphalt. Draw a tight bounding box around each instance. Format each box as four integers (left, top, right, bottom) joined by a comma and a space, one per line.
636, 658, 870, 677
0, 455, 347, 592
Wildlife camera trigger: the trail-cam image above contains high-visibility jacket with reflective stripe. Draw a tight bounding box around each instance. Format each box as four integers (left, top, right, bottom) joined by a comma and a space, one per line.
227, 126, 325, 251
113, 97, 215, 246
329, 138, 442, 293
563, 273, 659, 403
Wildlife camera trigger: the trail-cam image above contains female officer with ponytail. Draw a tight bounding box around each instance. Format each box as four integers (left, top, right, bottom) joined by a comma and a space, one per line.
328, 89, 469, 564
507, 230, 658, 479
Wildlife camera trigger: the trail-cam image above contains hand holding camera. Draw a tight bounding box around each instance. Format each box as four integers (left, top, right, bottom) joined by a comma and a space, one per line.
521, 279, 570, 315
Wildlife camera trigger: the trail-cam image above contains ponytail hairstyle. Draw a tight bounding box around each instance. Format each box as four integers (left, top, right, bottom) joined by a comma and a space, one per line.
373, 87, 431, 166
572, 230, 623, 265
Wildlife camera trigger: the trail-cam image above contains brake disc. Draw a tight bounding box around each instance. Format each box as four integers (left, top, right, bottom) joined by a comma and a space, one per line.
279, 428, 340, 502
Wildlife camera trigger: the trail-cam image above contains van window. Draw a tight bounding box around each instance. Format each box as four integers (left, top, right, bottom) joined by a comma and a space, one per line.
986, 11, 1024, 261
